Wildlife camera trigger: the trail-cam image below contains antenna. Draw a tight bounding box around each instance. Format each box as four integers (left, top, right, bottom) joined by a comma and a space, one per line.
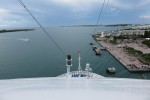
78, 50, 82, 72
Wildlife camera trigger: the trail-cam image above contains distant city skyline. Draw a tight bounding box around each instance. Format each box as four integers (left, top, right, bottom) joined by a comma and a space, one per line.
0, 0, 150, 28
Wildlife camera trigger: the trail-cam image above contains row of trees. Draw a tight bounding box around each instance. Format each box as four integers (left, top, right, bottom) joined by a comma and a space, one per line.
125, 46, 143, 56
142, 40, 150, 48
106, 30, 150, 40
141, 53, 150, 64
125, 47, 150, 64
144, 31, 150, 38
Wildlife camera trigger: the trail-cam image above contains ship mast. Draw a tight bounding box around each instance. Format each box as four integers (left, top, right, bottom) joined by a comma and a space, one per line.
78, 50, 82, 72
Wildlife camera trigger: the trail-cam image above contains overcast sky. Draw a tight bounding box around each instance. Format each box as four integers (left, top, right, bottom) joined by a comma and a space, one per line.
0, 0, 150, 28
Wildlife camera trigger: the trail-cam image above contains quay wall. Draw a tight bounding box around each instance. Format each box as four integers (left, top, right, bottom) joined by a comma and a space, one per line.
96, 41, 127, 67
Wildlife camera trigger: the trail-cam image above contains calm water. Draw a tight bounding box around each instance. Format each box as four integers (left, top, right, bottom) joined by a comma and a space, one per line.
0, 26, 150, 79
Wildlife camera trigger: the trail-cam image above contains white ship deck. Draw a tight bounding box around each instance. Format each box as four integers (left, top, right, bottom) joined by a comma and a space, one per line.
0, 77, 150, 100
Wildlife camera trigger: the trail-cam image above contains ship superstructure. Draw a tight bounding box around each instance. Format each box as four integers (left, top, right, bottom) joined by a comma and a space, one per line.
58, 50, 103, 78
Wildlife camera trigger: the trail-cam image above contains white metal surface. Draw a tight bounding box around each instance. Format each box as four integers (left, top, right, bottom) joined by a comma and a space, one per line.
0, 77, 150, 100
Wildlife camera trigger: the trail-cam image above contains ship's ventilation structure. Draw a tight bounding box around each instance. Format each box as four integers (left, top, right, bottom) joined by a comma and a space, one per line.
66, 55, 72, 77
59, 51, 103, 78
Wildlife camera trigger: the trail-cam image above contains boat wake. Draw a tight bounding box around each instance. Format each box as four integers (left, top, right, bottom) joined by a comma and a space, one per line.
0, 37, 30, 42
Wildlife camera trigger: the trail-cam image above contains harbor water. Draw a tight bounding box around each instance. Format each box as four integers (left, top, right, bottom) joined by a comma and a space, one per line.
0, 26, 150, 79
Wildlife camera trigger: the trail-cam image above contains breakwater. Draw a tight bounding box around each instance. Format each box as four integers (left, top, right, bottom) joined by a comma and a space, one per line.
0, 29, 35, 33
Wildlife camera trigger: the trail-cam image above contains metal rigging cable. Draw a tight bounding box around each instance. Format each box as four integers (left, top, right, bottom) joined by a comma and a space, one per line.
93, 0, 106, 35
18, 0, 66, 56
100, 0, 109, 26
92, 0, 111, 70
84, 0, 106, 63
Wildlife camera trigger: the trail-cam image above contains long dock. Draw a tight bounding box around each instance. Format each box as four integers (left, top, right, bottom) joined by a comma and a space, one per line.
94, 47, 106, 50
126, 64, 150, 72
97, 41, 150, 72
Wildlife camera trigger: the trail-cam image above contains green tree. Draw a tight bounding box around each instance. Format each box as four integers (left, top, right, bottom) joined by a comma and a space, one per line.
141, 53, 150, 63
144, 31, 150, 38
142, 40, 150, 48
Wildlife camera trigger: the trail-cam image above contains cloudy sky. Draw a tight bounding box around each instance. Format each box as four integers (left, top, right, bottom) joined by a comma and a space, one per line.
0, 0, 150, 28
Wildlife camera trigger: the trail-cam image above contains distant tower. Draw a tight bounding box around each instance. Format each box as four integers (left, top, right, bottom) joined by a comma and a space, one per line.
78, 50, 82, 72
66, 55, 72, 77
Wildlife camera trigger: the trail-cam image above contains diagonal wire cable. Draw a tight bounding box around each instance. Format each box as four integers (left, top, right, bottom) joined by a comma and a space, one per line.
18, 0, 66, 56
93, 0, 106, 35
91, 0, 109, 68
100, 0, 109, 27
84, 0, 106, 63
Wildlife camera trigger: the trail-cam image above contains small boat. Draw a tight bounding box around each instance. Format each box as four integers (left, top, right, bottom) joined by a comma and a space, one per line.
90, 43, 94, 45
92, 46, 101, 55
106, 67, 116, 74
92, 46, 97, 50
95, 48, 101, 55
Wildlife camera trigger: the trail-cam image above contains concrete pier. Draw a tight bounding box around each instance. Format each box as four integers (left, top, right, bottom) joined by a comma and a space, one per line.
98, 41, 150, 72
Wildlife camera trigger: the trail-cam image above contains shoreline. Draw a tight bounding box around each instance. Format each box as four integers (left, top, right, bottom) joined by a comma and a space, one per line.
96, 40, 150, 72
97, 42, 127, 67
97, 41, 129, 70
